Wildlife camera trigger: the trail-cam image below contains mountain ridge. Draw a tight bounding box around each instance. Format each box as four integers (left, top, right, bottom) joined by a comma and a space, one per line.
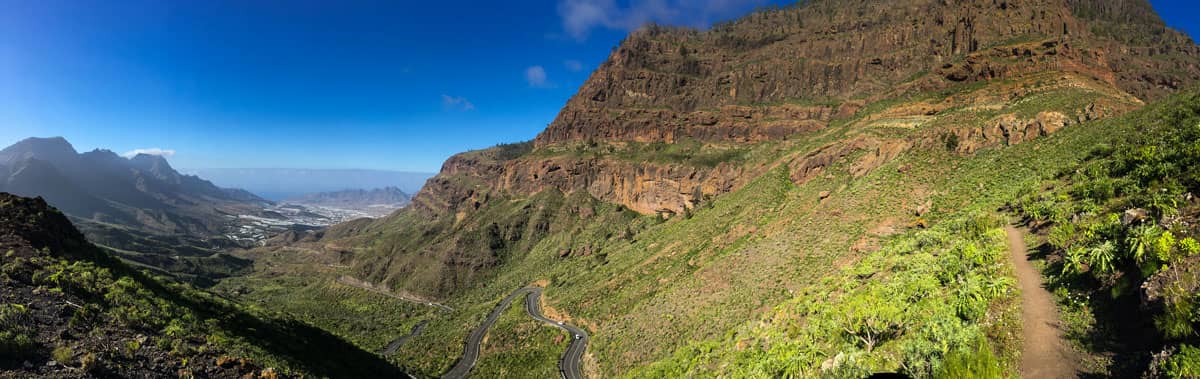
0, 192, 407, 378
283, 186, 411, 217
0, 137, 271, 284
405, 0, 1198, 222
182, 167, 433, 200
230, 1, 1200, 377
331, 0, 1200, 299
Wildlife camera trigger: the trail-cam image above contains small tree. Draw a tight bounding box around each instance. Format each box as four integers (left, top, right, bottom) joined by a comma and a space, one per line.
838, 289, 906, 352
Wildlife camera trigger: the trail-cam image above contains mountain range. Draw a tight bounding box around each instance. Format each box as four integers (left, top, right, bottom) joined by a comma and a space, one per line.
283, 187, 411, 217
0, 137, 425, 285
0, 137, 276, 284
6, 0, 1200, 378
182, 168, 432, 201
215, 0, 1200, 377
0, 137, 266, 234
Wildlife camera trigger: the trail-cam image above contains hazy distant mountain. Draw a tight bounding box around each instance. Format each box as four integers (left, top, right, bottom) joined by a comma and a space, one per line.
0, 137, 270, 284
180, 168, 433, 200
284, 186, 410, 217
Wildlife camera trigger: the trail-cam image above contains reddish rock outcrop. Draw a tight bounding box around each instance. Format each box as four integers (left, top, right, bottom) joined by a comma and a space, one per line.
534, 0, 1199, 148
420, 151, 748, 215
403, 0, 1199, 217
937, 101, 1125, 154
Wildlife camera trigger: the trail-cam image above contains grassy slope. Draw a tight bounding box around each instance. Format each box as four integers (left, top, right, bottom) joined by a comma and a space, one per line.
216, 72, 1144, 378
0, 198, 404, 378
1010, 91, 1200, 377
212, 245, 438, 374
382, 74, 1133, 377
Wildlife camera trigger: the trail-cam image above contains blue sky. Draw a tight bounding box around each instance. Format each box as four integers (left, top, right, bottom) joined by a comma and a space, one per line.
1, 0, 1196, 172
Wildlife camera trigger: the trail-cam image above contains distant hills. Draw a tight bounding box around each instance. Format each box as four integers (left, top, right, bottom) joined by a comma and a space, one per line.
0, 137, 426, 284
0, 137, 267, 234
181, 168, 433, 200
284, 186, 410, 217
0, 137, 270, 284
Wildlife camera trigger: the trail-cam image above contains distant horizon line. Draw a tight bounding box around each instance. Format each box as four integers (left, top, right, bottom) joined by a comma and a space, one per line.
179, 167, 436, 174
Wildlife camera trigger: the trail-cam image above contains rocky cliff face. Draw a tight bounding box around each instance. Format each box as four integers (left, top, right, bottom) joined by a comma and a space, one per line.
536, 0, 1197, 146
340, 0, 1200, 298
401, 0, 1198, 219
427, 149, 746, 215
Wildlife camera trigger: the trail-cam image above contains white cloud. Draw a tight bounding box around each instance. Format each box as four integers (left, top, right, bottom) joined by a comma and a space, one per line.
557, 0, 766, 41
525, 65, 552, 88
122, 148, 176, 158
441, 94, 476, 111
564, 59, 585, 72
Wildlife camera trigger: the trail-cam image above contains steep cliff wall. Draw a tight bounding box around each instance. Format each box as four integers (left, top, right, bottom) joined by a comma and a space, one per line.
535, 0, 1197, 147
337, 0, 1200, 299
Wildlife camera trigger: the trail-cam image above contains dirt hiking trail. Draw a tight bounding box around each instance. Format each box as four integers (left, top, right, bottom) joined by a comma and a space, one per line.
1005, 225, 1079, 379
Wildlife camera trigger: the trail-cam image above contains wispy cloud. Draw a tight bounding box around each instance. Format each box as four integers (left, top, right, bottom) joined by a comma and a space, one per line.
557, 0, 767, 41
564, 59, 585, 72
122, 148, 176, 158
441, 94, 476, 111
525, 65, 553, 88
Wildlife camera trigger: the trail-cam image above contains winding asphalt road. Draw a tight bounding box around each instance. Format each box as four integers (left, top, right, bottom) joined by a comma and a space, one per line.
441, 287, 588, 379
524, 288, 589, 379
382, 320, 429, 356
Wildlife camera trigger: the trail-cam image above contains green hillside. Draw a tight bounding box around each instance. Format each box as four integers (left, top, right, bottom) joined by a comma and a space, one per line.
0, 194, 405, 378
207, 1, 1200, 378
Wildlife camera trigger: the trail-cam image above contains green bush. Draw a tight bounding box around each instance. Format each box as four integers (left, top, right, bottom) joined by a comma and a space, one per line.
1156, 283, 1199, 340
935, 338, 1003, 379
52, 345, 74, 364
0, 304, 37, 359
1048, 223, 1079, 250
1179, 238, 1200, 258
1162, 345, 1200, 379
1127, 225, 1164, 264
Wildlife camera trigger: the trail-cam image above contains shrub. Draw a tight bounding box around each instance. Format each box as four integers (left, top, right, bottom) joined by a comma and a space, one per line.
69, 303, 101, 329
124, 340, 141, 358
80, 352, 99, 372
1154, 231, 1179, 264
1063, 246, 1087, 276
1087, 241, 1118, 277
52, 345, 75, 364
0, 304, 36, 359
163, 318, 187, 338
1156, 282, 1199, 339
835, 288, 907, 352
942, 133, 960, 151
935, 338, 1003, 379
1127, 225, 1164, 263
1162, 345, 1200, 379
1179, 238, 1200, 257
1048, 223, 1079, 250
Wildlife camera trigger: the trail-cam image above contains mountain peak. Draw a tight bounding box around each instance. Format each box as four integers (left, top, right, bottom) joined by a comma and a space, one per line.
130, 152, 170, 164
128, 152, 176, 173
0, 136, 80, 167
533, 0, 1199, 148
